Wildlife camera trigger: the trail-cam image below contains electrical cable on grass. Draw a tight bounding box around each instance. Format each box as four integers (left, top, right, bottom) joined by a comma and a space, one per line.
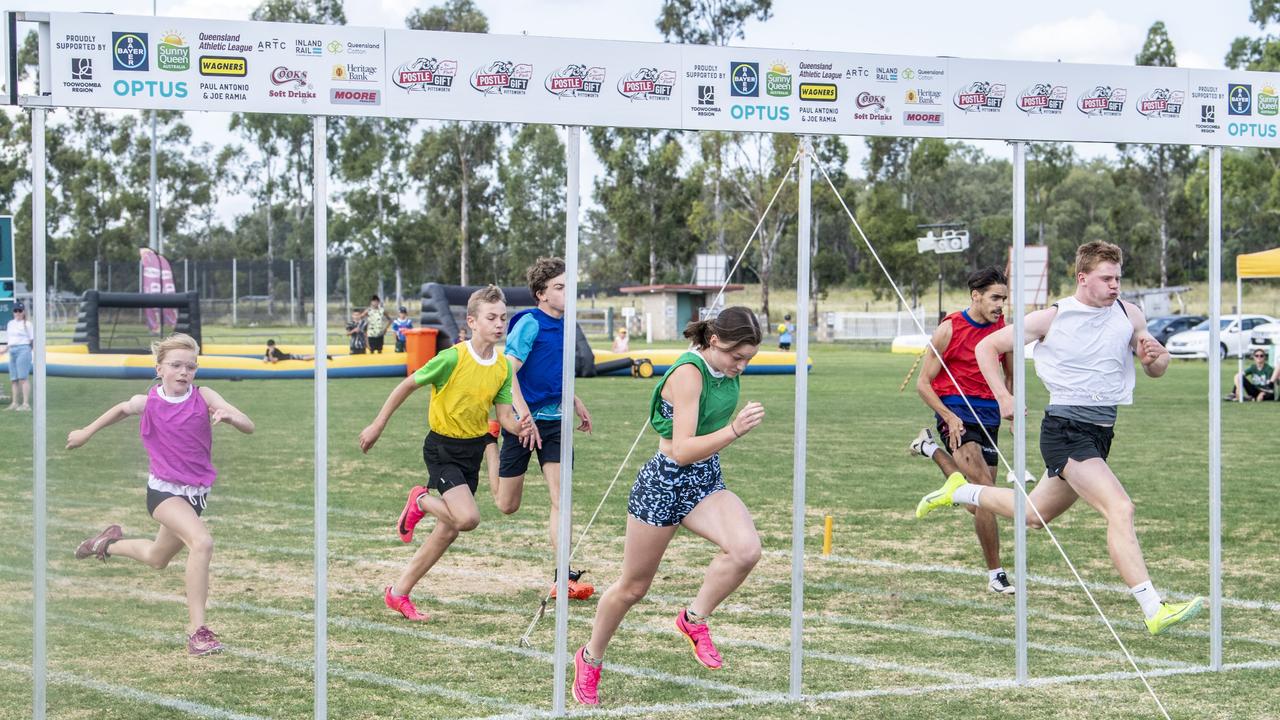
813, 157, 1174, 720
518, 147, 804, 646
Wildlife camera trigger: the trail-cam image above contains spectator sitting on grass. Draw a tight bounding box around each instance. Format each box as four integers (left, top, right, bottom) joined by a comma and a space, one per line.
1232, 349, 1277, 402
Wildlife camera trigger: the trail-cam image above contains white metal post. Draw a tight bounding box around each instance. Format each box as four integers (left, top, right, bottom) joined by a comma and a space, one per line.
232, 257, 238, 327
552, 125, 581, 717
1208, 145, 1223, 671
290, 258, 297, 325
789, 136, 812, 700
31, 104, 48, 720
1011, 141, 1028, 684
344, 257, 351, 318
1235, 275, 1243, 402
312, 115, 329, 718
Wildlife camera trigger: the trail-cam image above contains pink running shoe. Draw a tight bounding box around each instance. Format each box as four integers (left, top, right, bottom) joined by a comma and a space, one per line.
572, 645, 601, 705
187, 626, 224, 656
397, 486, 429, 543
384, 586, 428, 621
75, 524, 122, 561
675, 610, 722, 670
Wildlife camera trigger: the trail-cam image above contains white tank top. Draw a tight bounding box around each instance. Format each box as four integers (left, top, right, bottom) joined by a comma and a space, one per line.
1033, 296, 1135, 407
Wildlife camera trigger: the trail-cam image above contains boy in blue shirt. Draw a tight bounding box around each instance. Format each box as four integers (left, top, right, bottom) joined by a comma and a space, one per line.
392, 307, 414, 353
495, 257, 596, 599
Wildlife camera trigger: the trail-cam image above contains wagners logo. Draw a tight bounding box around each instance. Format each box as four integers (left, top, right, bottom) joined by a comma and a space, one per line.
199, 56, 246, 77
799, 83, 836, 101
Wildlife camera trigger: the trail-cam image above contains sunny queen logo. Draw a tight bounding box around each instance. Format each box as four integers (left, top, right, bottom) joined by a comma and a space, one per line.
1017, 83, 1067, 114
1136, 88, 1185, 118
953, 81, 1006, 112
471, 60, 533, 95
617, 67, 675, 101
1077, 85, 1127, 116
545, 64, 605, 97
393, 58, 457, 92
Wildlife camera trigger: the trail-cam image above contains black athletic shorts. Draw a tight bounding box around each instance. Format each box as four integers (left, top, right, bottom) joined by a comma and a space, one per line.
499, 418, 563, 477
422, 431, 489, 495
146, 487, 207, 517
368, 335, 385, 353
936, 418, 1000, 468
1039, 413, 1114, 479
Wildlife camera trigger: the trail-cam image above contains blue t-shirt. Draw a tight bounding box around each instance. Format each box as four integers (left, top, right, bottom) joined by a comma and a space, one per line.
391, 318, 413, 341
505, 312, 562, 421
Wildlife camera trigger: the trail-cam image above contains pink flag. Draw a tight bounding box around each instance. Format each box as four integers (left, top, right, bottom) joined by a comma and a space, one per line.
140, 248, 163, 333
158, 253, 178, 326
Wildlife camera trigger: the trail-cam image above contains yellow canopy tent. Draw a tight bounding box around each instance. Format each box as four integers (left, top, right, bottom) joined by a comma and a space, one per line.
1235, 247, 1280, 400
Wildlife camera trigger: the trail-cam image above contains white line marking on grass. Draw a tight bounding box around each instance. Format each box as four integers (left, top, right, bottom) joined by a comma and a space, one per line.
643, 591, 1193, 670
464, 658, 1280, 720
798, 552, 1280, 614
0, 659, 272, 720
0, 564, 765, 702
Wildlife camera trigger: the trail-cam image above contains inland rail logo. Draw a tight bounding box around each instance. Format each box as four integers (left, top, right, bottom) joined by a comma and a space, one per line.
393, 58, 457, 92
545, 64, 605, 97
617, 67, 675, 100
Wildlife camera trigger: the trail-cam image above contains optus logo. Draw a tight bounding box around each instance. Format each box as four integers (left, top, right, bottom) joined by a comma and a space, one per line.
730, 104, 789, 121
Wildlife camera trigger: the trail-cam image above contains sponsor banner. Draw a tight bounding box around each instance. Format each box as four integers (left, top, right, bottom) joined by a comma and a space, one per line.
40, 12, 1280, 146
384, 30, 683, 129
47, 12, 386, 116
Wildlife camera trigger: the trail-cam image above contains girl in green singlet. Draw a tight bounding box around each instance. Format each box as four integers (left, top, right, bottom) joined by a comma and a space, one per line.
572, 307, 766, 706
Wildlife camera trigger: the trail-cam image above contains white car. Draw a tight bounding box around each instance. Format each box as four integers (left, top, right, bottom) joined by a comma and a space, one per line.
1251, 322, 1280, 353
1167, 314, 1278, 359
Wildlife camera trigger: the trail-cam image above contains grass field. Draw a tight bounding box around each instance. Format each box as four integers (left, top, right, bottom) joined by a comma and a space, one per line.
1, 345, 1278, 719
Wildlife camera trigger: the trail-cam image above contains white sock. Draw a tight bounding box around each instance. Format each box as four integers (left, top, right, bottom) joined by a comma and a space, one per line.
988, 567, 1005, 583
921, 440, 939, 458
1131, 580, 1162, 619
951, 483, 983, 507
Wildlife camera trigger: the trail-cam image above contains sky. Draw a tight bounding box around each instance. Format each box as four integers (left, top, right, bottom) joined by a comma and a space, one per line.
6, 1, 1272, 228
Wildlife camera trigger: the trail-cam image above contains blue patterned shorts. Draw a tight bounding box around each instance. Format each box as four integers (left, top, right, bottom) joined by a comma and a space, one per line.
627, 452, 726, 527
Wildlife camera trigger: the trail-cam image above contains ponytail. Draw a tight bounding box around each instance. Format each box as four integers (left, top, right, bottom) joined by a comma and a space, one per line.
683, 306, 763, 350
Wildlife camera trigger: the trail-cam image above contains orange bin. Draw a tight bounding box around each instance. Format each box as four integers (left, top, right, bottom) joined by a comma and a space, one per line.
402, 327, 439, 376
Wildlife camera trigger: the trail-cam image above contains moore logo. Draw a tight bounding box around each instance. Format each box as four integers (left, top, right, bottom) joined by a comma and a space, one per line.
1228, 121, 1276, 138
730, 62, 759, 96
330, 88, 380, 105
113, 79, 188, 98
730, 104, 790, 121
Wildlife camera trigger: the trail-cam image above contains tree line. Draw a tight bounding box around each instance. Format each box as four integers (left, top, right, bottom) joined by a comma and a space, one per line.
3, 1, 1280, 321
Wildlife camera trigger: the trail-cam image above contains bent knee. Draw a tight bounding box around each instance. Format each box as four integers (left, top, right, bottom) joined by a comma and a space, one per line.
454, 514, 482, 532
728, 540, 762, 569
188, 534, 214, 557
1106, 500, 1136, 526
614, 580, 651, 606
494, 497, 521, 515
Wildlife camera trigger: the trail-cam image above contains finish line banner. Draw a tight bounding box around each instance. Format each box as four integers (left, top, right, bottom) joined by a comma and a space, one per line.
37, 11, 1280, 147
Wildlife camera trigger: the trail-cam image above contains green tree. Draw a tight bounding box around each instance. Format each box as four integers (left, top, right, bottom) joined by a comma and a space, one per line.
497, 124, 566, 278
724, 133, 798, 320
336, 115, 415, 299
589, 128, 699, 286
407, 0, 494, 285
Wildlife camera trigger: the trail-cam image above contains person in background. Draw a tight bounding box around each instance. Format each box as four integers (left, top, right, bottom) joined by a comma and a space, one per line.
777, 314, 795, 351
347, 309, 368, 355
5, 302, 33, 411
1232, 349, 1277, 402
263, 339, 319, 363
612, 327, 630, 354
366, 295, 391, 354
392, 307, 414, 353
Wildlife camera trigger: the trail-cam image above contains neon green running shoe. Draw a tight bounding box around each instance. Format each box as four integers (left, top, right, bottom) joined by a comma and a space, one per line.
915, 472, 967, 519
1145, 598, 1205, 636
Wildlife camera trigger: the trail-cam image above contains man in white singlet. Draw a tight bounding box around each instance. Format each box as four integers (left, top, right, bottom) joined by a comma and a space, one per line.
915, 241, 1204, 636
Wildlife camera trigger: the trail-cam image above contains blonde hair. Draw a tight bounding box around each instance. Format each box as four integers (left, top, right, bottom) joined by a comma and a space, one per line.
1075, 241, 1123, 276
466, 284, 506, 318
152, 333, 200, 364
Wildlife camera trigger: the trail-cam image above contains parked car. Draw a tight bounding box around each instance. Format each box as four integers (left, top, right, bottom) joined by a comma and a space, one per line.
1146, 315, 1205, 346
1167, 314, 1278, 359
1250, 321, 1280, 353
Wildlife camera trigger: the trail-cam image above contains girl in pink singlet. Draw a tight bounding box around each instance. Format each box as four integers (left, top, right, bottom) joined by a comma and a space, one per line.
66, 333, 255, 656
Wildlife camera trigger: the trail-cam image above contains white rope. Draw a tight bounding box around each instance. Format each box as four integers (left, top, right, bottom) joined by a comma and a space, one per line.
813, 158, 1173, 720
517, 148, 804, 646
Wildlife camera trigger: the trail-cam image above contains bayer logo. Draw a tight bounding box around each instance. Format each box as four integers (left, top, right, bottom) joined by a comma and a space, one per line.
730, 62, 759, 97
1228, 83, 1252, 116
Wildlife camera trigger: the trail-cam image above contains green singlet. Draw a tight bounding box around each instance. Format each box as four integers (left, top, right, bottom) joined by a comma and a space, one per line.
649, 350, 740, 439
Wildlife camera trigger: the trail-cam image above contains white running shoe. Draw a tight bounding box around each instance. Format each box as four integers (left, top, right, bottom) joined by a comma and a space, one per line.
989, 571, 1016, 595
909, 427, 934, 457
